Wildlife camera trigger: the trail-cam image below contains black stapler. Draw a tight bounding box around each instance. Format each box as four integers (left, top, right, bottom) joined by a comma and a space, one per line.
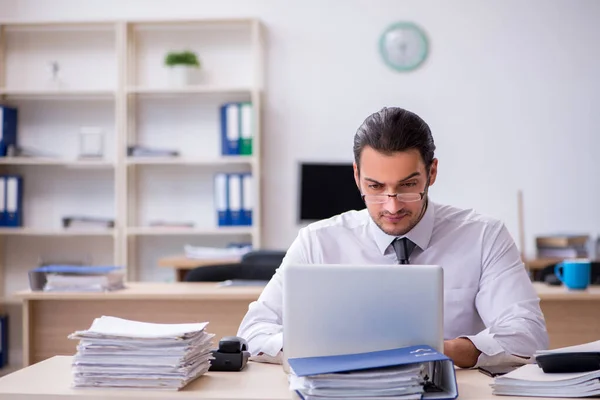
208, 336, 250, 372
536, 352, 600, 373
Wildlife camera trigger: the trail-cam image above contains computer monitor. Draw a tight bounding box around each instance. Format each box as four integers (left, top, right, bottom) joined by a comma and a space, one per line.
298, 162, 365, 221
282, 263, 444, 361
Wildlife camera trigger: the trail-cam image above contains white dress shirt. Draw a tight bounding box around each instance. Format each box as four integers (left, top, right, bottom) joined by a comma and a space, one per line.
237, 200, 549, 367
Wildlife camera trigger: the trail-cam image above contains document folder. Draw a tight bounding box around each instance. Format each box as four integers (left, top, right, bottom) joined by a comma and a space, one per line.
220, 103, 240, 155
239, 102, 252, 155
4, 175, 22, 227
214, 173, 230, 226
228, 174, 243, 226
288, 345, 458, 400
241, 173, 252, 226
0, 106, 18, 157
0, 176, 5, 226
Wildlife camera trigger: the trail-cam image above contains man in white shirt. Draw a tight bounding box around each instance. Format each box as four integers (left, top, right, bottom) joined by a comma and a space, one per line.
237, 107, 549, 368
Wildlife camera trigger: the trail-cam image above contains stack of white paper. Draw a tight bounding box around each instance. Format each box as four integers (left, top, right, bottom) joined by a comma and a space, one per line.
68, 316, 214, 390
184, 244, 251, 260
45, 272, 125, 292
289, 364, 427, 400
492, 341, 600, 398
491, 364, 600, 397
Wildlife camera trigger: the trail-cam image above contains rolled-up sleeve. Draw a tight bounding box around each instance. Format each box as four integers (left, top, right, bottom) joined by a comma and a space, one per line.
464, 221, 549, 367
237, 228, 310, 357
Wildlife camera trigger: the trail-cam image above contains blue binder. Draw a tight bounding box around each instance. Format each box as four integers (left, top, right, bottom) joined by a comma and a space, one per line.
0, 176, 5, 226
0, 106, 18, 157
4, 175, 23, 227
228, 174, 243, 226
220, 103, 240, 155
3, 175, 22, 227
288, 345, 458, 399
0, 314, 7, 368
241, 173, 252, 226
215, 173, 230, 226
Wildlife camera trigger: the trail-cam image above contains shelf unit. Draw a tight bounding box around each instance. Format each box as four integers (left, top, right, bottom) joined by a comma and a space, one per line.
0, 18, 265, 289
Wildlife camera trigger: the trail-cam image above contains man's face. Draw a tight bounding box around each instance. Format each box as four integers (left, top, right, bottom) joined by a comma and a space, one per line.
353, 146, 438, 237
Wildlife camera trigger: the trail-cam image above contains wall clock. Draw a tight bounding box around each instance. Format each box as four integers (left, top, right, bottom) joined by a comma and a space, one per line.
379, 22, 429, 72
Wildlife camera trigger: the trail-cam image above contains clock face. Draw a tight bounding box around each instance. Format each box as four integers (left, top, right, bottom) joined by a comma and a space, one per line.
379, 22, 429, 72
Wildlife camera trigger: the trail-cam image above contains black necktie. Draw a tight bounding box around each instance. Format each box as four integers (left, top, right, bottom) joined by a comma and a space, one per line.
392, 237, 416, 264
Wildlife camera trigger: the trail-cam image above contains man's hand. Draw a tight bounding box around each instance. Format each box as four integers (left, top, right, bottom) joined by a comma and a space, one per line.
444, 338, 481, 368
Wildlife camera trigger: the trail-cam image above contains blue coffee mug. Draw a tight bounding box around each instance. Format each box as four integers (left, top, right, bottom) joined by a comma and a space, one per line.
554, 259, 591, 290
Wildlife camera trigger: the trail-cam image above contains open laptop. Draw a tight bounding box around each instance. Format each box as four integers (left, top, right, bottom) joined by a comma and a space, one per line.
282, 263, 444, 362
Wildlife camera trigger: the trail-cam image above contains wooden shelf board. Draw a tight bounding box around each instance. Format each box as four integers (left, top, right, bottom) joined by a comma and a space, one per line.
0, 228, 116, 237
127, 227, 254, 236
126, 157, 255, 166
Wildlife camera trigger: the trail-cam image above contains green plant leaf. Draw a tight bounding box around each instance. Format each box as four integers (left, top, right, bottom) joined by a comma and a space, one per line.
164, 50, 200, 68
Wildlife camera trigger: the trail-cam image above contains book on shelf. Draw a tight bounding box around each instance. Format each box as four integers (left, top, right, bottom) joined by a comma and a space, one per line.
62, 216, 114, 230
536, 246, 588, 259
183, 244, 252, 260
149, 221, 195, 229
127, 145, 179, 158
535, 234, 590, 248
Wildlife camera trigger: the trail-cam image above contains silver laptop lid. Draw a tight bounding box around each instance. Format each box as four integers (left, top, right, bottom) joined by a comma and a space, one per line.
282, 263, 444, 361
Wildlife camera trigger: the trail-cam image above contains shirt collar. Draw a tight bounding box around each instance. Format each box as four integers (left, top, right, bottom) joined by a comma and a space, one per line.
369, 201, 436, 255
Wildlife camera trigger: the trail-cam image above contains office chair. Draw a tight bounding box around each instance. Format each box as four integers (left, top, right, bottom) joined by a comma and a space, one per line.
184, 250, 286, 282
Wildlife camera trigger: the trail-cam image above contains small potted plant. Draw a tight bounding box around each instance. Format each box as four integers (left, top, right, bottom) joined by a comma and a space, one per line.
164, 50, 201, 86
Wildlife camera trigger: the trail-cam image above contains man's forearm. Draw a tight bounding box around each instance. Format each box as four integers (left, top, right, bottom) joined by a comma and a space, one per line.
444, 338, 481, 368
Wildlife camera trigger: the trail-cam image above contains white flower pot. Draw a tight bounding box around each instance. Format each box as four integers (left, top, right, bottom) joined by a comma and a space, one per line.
168, 65, 193, 87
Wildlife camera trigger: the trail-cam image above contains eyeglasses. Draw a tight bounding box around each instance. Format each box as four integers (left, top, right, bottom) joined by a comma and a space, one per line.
361, 192, 425, 204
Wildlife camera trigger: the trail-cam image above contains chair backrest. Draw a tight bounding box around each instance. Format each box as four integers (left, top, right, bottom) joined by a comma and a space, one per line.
183, 263, 243, 282
183, 250, 286, 282
241, 250, 286, 267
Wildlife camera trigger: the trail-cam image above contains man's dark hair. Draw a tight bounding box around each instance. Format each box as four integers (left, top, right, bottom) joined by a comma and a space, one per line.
353, 107, 436, 172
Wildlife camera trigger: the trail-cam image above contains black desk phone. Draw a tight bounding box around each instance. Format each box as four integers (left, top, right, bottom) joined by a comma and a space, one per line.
536, 352, 600, 373
208, 336, 250, 372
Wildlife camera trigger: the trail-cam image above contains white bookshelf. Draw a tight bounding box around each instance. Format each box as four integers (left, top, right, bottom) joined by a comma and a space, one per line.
0, 18, 264, 288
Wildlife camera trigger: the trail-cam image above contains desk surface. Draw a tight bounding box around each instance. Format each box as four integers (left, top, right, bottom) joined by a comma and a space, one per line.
0, 356, 573, 400
532, 282, 600, 300
15, 282, 264, 301
13, 281, 600, 301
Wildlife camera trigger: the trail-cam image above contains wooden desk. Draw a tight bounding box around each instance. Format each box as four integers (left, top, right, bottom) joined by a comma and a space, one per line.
0, 355, 575, 400
15, 282, 600, 368
15, 283, 263, 367
158, 256, 242, 281
534, 282, 600, 349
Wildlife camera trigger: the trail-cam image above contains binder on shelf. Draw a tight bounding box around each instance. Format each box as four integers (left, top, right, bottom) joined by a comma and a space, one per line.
241, 173, 253, 226
0, 314, 7, 368
239, 102, 253, 155
220, 103, 240, 155
4, 175, 22, 227
215, 173, 230, 226
288, 345, 458, 400
228, 174, 243, 226
0, 176, 6, 226
0, 105, 18, 157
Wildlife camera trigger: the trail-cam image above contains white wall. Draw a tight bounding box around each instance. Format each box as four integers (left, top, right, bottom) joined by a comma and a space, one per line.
3, 0, 600, 258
